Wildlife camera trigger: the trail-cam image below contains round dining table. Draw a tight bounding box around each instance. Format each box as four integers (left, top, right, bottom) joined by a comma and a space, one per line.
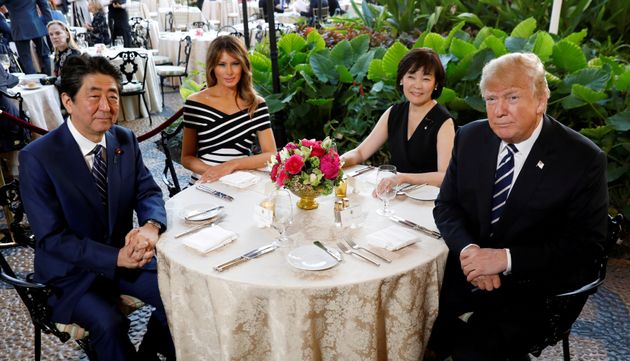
157, 168, 448, 361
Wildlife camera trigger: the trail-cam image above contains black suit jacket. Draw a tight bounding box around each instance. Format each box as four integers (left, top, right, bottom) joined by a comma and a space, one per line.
434, 115, 608, 295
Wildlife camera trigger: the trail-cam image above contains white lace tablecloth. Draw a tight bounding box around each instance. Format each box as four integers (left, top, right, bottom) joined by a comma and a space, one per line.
157, 171, 448, 361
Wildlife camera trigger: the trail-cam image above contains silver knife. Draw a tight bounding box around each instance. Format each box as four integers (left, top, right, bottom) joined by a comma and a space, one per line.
313, 241, 342, 262
184, 205, 224, 221
214, 243, 278, 272
350, 165, 374, 177
175, 218, 221, 238
196, 184, 234, 202
389, 216, 442, 239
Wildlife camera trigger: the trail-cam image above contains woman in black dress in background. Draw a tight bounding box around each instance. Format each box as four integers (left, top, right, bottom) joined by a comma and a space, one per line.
341, 48, 455, 187
86, 0, 110, 45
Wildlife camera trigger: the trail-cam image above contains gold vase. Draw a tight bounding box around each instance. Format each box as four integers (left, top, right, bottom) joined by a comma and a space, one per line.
288, 185, 324, 210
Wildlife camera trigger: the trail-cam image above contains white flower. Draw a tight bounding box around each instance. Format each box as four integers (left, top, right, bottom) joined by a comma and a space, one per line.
279, 149, 290, 161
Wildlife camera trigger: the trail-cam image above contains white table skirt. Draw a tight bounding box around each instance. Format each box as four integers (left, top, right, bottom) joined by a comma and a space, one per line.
157, 169, 448, 361
8, 84, 64, 131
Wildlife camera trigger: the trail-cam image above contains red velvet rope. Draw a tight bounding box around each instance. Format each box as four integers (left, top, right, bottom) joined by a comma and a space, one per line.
0, 108, 184, 143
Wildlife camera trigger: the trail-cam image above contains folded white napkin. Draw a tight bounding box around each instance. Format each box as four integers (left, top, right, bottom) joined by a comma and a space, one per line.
366, 225, 420, 251
182, 225, 237, 253
220, 171, 260, 188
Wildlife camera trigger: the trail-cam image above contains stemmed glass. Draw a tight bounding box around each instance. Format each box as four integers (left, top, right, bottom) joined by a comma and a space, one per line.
271, 188, 294, 247
375, 164, 397, 216
0, 54, 10, 71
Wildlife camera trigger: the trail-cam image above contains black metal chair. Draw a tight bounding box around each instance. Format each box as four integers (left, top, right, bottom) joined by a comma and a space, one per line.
164, 11, 174, 32
218, 25, 244, 38
108, 51, 153, 125
155, 36, 192, 104
0, 180, 146, 361
0, 89, 30, 122
528, 214, 624, 360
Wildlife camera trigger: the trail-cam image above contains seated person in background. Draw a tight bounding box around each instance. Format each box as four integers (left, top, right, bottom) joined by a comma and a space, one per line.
19, 54, 175, 361
0, 7, 11, 47
427, 52, 608, 361
341, 47, 455, 188
259, 0, 285, 19
47, 20, 80, 77
86, 0, 110, 45
327, 0, 344, 16
181, 35, 277, 184
302, 0, 328, 20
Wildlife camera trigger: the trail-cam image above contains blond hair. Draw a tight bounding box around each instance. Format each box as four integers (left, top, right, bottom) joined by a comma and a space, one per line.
479, 52, 550, 100
47, 20, 79, 51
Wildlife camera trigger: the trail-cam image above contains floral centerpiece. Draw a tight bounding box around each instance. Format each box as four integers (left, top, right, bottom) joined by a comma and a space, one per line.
269, 137, 344, 209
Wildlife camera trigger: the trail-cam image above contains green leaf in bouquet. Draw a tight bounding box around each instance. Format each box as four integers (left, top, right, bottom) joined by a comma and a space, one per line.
552, 40, 587, 73
532, 31, 554, 62
450, 38, 477, 60
510, 17, 536, 39
382, 41, 409, 79
607, 112, 630, 131
571, 84, 607, 103
331, 40, 354, 69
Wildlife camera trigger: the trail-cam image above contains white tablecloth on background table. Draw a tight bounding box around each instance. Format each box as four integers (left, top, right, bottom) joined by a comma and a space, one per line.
158, 30, 219, 84
202, 0, 260, 28
8, 83, 64, 131
158, 6, 205, 31
157, 167, 448, 361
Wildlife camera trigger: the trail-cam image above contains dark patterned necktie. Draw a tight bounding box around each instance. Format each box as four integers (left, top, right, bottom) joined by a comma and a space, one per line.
91, 144, 108, 204
490, 144, 518, 231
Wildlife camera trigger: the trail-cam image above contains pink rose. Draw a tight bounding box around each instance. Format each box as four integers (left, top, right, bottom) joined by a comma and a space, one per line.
310, 143, 325, 157
276, 168, 289, 186
270, 163, 280, 181
320, 153, 340, 179
284, 142, 298, 151
285, 155, 305, 175
300, 139, 320, 148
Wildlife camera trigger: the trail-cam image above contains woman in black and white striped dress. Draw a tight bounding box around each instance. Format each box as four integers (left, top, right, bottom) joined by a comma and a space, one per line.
181, 35, 276, 184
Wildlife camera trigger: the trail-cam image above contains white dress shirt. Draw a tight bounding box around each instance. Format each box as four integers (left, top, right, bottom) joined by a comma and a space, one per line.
67, 117, 107, 170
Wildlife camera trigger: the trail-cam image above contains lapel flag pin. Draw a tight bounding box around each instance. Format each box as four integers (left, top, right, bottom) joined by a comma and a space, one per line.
537, 161, 544, 169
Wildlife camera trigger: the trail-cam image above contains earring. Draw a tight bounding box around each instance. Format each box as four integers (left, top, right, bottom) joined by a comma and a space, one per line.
434, 86, 438, 90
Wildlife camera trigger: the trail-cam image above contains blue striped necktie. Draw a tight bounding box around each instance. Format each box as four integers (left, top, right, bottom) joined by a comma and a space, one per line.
490, 144, 518, 230
91, 144, 108, 204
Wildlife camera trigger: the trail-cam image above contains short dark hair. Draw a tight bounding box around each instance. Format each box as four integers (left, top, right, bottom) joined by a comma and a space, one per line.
396, 48, 446, 99
58, 54, 122, 101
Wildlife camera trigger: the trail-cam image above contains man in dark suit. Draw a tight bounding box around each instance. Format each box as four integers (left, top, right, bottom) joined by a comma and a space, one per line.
108, 0, 131, 48
0, 0, 52, 74
19, 54, 175, 361
428, 52, 608, 360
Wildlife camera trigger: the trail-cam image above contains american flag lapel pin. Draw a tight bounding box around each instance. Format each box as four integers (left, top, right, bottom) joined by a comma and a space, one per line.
536, 161, 544, 169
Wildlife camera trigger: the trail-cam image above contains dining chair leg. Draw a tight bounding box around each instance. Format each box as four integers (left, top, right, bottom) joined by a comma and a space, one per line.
34, 325, 41, 361
562, 334, 571, 361
141, 93, 152, 126
160, 77, 165, 105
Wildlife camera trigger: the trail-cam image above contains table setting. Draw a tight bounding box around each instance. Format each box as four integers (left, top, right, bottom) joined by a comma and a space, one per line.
156, 137, 448, 360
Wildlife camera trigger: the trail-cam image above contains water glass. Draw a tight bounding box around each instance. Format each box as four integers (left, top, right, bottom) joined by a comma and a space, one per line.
271, 188, 294, 247
375, 165, 397, 216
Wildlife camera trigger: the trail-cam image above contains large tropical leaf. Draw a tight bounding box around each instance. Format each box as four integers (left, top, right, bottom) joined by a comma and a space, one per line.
306, 30, 326, 51
481, 35, 507, 57
367, 59, 386, 82
615, 69, 630, 92
437, 87, 456, 104
336, 65, 354, 84
423, 32, 447, 54
552, 40, 587, 73
510, 17, 537, 39
331, 40, 354, 69
278, 33, 307, 55
310, 50, 338, 84
456, 12, 484, 28
450, 38, 477, 60
557, 67, 611, 94
563, 28, 588, 45
350, 34, 370, 60
250, 51, 271, 72
381, 41, 409, 80
532, 31, 554, 62
350, 51, 374, 83
607, 112, 630, 131
571, 84, 607, 103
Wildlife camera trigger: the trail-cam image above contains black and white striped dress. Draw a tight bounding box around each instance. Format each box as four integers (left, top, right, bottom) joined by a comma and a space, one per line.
183, 99, 271, 182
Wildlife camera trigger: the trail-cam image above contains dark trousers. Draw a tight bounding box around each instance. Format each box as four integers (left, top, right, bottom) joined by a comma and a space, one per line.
15, 37, 51, 75
428, 254, 546, 361
109, 12, 132, 48
70, 269, 176, 361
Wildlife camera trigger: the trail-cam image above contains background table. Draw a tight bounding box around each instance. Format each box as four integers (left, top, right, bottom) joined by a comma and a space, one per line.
157, 172, 448, 360
158, 6, 205, 31
8, 84, 64, 131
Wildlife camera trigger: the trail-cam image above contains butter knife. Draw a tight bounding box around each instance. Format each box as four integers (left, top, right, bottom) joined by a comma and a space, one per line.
350, 165, 374, 177
214, 243, 278, 272
175, 219, 218, 238
389, 215, 442, 239
184, 205, 224, 221
313, 241, 342, 262
196, 184, 234, 202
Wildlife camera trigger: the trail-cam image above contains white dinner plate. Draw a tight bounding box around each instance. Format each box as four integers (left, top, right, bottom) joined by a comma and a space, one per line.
406, 185, 440, 201
177, 203, 223, 222
20, 83, 42, 90
287, 245, 340, 271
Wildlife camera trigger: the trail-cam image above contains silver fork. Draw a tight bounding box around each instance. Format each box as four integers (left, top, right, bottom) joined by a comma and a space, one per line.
336, 242, 380, 267
396, 184, 426, 196
345, 238, 391, 263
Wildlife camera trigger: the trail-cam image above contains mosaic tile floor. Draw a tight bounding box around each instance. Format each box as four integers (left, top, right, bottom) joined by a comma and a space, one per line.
1, 90, 628, 360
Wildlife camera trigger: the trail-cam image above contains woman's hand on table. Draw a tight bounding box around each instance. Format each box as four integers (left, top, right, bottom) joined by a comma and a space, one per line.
372, 174, 401, 198
199, 162, 236, 183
